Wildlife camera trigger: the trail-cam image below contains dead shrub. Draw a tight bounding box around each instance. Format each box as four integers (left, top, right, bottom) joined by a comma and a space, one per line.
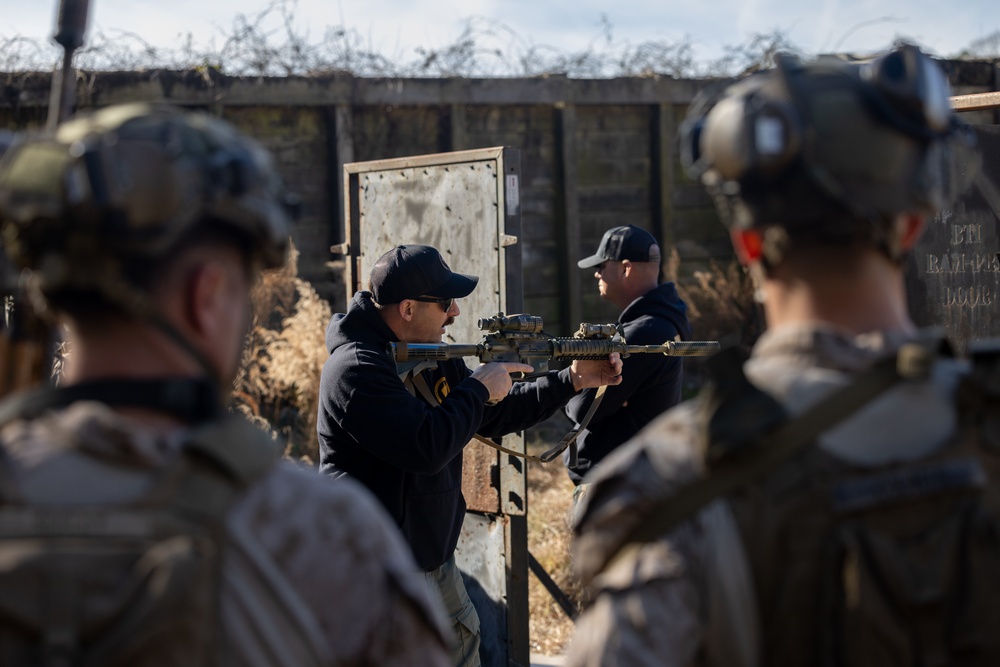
665, 247, 762, 351
234, 241, 331, 464
665, 249, 764, 396
526, 446, 581, 656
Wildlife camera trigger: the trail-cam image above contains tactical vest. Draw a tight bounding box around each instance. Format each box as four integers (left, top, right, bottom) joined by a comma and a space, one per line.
0, 379, 324, 667
719, 343, 1000, 666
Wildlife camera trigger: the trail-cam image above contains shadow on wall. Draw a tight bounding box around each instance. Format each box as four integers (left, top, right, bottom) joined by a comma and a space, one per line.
462, 570, 508, 667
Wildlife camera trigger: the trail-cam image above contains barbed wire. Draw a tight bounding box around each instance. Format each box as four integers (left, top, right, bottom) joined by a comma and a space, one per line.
2, 1, 994, 79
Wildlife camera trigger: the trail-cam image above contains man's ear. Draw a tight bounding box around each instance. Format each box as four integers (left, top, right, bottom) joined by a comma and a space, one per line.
896, 213, 926, 252
731, 228, 763, 266
186, 261, 226, 336
397, 299, 416, 322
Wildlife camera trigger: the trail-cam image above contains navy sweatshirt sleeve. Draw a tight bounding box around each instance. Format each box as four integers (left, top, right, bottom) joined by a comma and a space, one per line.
324, 346, 491, 475
477, 367, 578, 438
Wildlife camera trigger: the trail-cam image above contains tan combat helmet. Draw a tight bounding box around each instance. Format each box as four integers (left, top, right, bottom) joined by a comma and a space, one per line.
0, 103, 294, 309
679, 44, 979, 266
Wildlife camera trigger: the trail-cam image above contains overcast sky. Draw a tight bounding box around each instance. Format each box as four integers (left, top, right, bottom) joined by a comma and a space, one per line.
6, 0, 998, 70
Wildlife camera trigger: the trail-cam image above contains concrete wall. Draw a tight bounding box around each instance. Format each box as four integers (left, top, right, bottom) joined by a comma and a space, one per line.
2, 61, 998, 332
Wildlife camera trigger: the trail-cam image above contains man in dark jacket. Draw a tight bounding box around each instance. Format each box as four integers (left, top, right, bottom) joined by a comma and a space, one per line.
565, 225, 691, 486
317, 244, 622, 667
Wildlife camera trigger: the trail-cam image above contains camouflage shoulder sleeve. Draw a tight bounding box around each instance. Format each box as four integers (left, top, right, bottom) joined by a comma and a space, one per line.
565, 402, 707, 667
224, 462, 451, 667
565, 566, 703, 667
567, 400, 760, 667
571, 400, 706, 584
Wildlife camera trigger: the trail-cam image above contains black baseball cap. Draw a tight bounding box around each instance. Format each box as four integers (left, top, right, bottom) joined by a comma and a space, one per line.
369, 244, 479, 304
578, 225, 661, 269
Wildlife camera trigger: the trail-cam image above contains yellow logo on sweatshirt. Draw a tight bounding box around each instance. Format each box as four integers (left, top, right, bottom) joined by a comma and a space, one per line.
434, 377, 450, 403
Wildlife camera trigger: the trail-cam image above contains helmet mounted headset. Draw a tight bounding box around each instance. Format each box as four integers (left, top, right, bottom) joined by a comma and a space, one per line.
680, 44, 979, 267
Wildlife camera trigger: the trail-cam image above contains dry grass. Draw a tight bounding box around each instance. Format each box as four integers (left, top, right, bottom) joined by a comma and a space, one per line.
665, 248, 763, 354
234, 241, 331, 464
665, 249, 764, 397
526, 442, 580, 655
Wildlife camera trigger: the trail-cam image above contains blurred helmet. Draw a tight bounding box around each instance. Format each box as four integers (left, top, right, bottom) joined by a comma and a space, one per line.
0, 130, 19, 292
0, 103, 294, 304
680, 44, 979, 261
0, 130, 17, 158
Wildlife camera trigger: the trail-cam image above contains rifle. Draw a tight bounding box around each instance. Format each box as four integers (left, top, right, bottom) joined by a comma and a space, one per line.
391, 312, 719, 376
1, 0, 90, 397
392, 313, 719, 464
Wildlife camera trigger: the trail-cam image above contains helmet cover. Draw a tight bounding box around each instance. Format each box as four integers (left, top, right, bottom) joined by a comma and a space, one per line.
0, 103, 294, 300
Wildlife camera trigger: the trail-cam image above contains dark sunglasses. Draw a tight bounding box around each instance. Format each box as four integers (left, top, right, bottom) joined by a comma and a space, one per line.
410, 296, 455, 311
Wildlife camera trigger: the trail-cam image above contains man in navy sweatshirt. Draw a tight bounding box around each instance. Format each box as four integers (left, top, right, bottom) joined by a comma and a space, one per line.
566, 226, 692, 490
317, 244, 622, 667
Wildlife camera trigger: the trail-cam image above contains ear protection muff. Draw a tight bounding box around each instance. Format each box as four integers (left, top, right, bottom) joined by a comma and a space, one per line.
680, 44, 978, 236
681, 58, 805, 188
698, 91, 802, 183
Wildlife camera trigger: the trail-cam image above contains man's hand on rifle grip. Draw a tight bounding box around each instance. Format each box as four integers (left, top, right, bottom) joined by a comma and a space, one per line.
470, 361, 535, 404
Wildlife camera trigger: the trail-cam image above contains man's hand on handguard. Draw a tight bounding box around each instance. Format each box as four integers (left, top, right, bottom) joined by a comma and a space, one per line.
470, 362, 535, 403
570, 353, 623, 391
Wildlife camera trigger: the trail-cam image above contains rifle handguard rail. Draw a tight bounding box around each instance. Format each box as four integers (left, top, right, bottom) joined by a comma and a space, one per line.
394, 313, 719, 467
390, 313, 719, 366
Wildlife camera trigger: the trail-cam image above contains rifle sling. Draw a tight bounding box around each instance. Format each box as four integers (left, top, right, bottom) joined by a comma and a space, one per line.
539, 385, 607, 464
598, 353, 909, 578
469, 432, 548, 462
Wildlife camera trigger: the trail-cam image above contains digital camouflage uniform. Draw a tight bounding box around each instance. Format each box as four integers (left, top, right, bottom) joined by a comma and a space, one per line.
567, 323, 969, 667
0, 103, 453, 665
0, 400, 452, 666
566, 43, 985, 667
